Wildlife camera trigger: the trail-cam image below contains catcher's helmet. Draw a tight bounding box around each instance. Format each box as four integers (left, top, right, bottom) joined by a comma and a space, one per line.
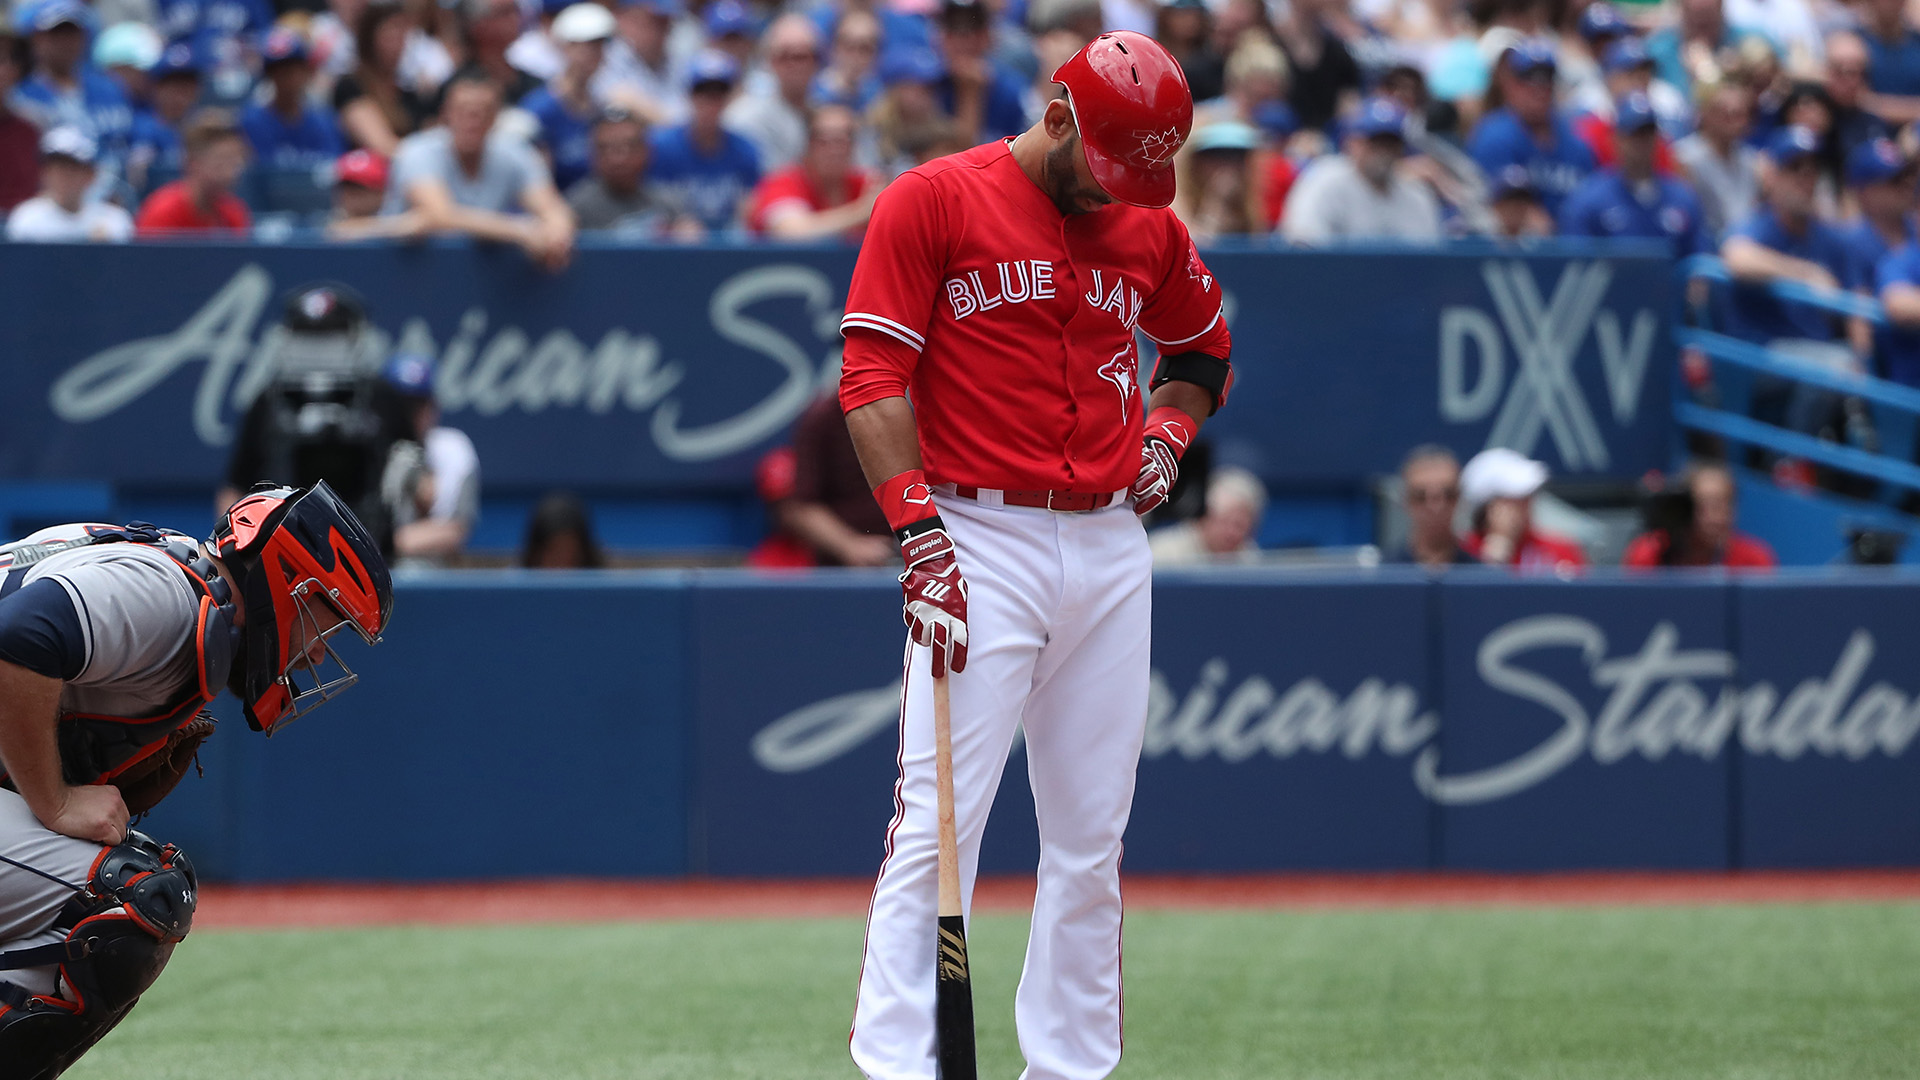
1051, 31, 1193, 209
211, 481, 392, 733
282, 283, 367, 336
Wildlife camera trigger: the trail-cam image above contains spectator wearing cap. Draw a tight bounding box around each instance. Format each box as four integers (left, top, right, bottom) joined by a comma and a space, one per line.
1156, 0, 1224, 103
647, 50, 760, 233
12, 0, 135, 190
335, 3, 443, 155
722, 14, 820, 173
1487, 163, 1553, 239
1273, 0, 1362, 134
1561, 2, 1632, 112
381, 353, 481, 568
135, 108, 251, 233
384, 73, 577, 269
813, 8, 882, 111
1559, 94, 1710, 256
1674, 80, 1759, 236
506, 0, 577, 82
1468, 40, 1597, 217
1388, 446, 1474, 567
1148, 467, 1266, 567
704, 0, 757, 69
151, 0, 274, 105
597, 0, 687, 123
0, 29, 38, 212
6, 126, 135, 240
1622, 461, 1776, 569
241, 29, 345, 173
870, 45, 952, 176
126, 43, 201, 195
1282, 96, 1441, 245
521, 2, 621, 192
746, 102, 877, 239
1824, 33, 1893, 164
1175, 121, 1262, 241
1571, 37, 1688, 169
936, 0, 1029, 144
328, 147, 432, 238
92, 22, 163, 109
1720, 126, 1859, 345
1837, 138, 1917, 291
1459, 447, 1587, 571
569, 106, 696, 235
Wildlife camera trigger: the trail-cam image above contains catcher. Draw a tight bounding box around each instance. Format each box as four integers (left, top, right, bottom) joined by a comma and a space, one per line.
0, 481, 392, 1079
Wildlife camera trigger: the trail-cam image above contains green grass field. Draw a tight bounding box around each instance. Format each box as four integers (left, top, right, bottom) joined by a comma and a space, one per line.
71, 901, 1920, 1079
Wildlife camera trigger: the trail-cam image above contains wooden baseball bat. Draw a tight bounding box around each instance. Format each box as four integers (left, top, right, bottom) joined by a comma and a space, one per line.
932, 672, 977, 1079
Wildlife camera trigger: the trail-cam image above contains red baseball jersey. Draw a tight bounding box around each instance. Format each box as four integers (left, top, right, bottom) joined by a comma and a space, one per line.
838, 140, 1230, 494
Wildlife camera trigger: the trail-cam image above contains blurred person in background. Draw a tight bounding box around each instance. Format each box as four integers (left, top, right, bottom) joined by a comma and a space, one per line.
769, 391, 896, 567
335, 2, 440, 154
1562, 1, 1632, 112
1857, 0, 1920, 124
327, 146, 431, 237
1622, 460, 1776, 568
1194, 32, 1288, 130
520, 491, 604, 568
1725, 0, 1821, 71
1273, 0, 1362, 133
1468, 40, 1598, 217
450, 0, 545, 106
1460, 447, 1587, 570
521, 2, 620, 192
1571, 38, 1687, 167
569, 105, 697, 234
1822, 33, 1892, 163
1253, 101, 1299, 229
381, 353, 481, 568
599, 0, 687, 123
935, 0, 1029, 144
1837, 138, 1917, 293
1874, 232, 1920, 386
1647, 0, 1760, 96
152, 0, 271, 105
704, 0, 758, 70
1487, 163, 1555, 239
310, 0, 454, 103
0, 29, 38, 212
1176, 121, 1261, 241
1149, 467, 1267, 567
1674, 80, 1759, 236
241, 29, 345, 173
869, 45, 951, 176
1559, 93, 1712, 255
506, 0, 576, 82
746, 102, 878, 239
813, 7, 882, 110
6, 126, 135, 240
126, 43, 201, 195
14, 0, 134, 192
1754, 83, 1842, 202
723, 14, 821, 172
1388, 445, 1474, 567
92, 22, 163, 114
746, 446, 816, 568
648, 50, 761, 234
384, 74, 576, 269
134, 108, 251, 234
1157, 0, 1225, 103
1282, 96, 1442, 245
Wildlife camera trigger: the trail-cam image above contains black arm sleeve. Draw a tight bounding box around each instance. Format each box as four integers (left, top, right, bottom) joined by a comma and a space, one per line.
0, 578, 86, 681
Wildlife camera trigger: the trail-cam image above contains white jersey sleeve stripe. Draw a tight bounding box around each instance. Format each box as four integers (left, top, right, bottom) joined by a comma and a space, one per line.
1140, 304, 1224, 347
48, 574, 94, 678
841, 313, 927, 350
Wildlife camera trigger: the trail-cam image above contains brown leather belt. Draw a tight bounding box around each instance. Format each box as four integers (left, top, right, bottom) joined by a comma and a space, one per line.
948, 486, 1128, 512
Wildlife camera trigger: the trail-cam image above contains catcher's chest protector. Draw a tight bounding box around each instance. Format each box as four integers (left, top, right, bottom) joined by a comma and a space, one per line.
0, 526, 234, 798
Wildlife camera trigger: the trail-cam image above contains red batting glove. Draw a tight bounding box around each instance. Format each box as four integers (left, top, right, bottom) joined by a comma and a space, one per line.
1130, 407, 1198, 516
875, 470, 969, 677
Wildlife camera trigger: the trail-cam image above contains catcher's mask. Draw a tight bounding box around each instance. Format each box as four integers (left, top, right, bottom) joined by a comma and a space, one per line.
211, 481, 393, 733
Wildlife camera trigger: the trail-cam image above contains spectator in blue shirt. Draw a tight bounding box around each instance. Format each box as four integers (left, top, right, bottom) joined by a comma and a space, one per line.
648, 50, 761, 233
1559, 93, 1710, 256
521, 2, 617, 193
12, 0, 135, 193
1467, 40, 1597, 217
240, 29, 344, 173
128, 43, 200, 195
813, 8, 882, 112
1875, 242, 1920, 386
1859, 0, 1920, 99
155, 0, 274, 104
935, 0, 1029, 145
1822, 32, 1893, 166
1837, 138, 1917, 291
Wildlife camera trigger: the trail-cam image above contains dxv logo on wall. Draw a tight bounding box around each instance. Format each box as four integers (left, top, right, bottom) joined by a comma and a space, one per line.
1437, 260, 1659, 470
46, 262, 847, 462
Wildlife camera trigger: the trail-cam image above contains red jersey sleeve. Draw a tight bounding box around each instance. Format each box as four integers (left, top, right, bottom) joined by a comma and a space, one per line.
839, 171, 948, 413
1136, 215, 1229, 359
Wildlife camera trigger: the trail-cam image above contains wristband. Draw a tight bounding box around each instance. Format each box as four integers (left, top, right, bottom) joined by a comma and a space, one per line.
1143, 406, 1198, 459
874, 469, 941, 537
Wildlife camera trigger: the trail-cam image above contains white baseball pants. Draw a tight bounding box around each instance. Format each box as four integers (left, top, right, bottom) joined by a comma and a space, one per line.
851, 494, 1153, 1080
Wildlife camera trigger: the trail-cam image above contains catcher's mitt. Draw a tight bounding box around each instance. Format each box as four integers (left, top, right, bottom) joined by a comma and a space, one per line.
112, 711, 216, 815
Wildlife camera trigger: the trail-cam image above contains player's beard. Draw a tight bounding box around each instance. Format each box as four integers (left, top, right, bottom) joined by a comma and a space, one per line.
1043, 135, 1103, 216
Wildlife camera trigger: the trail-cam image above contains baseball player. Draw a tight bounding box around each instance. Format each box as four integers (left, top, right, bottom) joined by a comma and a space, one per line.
839, 32, 1232, 1080
0, 481, 392, 1078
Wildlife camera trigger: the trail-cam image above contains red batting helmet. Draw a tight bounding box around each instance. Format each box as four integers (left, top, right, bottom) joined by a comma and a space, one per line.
1051, 31, 1194, 209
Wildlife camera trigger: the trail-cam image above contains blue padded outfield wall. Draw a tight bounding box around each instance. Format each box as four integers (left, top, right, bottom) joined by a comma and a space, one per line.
139, 569, 1920, 882
0, 240, 1674, 490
